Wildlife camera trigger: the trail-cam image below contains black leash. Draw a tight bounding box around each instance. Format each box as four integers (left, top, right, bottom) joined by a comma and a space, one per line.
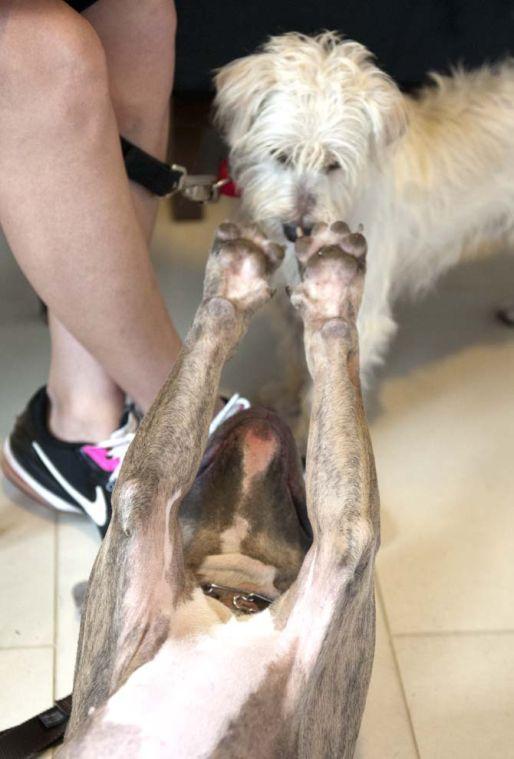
120, 136, 184, 197
120, 136, 227, 202
0, 695, 72, 759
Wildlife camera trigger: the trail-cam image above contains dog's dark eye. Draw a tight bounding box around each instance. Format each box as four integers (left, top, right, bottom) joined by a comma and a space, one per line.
275, 152, 289, 166
326, 161, 341, 173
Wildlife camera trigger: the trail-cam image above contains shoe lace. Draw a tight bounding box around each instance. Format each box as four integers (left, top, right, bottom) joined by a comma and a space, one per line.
209, 393, 250, 435
95, 394, 249, 489
96, 413, 138, 487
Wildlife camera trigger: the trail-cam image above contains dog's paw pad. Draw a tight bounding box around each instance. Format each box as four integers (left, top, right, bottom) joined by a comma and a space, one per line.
214, 223, 285, 271
204, 223, 285, 312
295, 220, 367, 268
290, 220, 367, 326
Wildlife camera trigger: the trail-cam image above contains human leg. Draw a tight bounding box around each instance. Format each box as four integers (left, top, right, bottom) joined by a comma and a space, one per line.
0, 0, 181, 425
45, 0, 178, 440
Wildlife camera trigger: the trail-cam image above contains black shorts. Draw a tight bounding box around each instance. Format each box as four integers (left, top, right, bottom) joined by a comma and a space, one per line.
65, 0, 98, 11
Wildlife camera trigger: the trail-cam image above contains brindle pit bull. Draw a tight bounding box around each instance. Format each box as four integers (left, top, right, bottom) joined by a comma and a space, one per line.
59, 221, 379, 758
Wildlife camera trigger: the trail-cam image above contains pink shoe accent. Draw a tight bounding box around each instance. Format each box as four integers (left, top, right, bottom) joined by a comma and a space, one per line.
81, 445, 119, 473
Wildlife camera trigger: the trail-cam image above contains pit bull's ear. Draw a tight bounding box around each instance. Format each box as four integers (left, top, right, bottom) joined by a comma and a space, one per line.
214, 53, 274, 146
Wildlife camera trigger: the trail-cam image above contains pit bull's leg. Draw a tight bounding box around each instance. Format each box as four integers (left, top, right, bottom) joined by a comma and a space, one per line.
67, 223, 284, 736
292, 222, 379, 544
283, 223, 380, 757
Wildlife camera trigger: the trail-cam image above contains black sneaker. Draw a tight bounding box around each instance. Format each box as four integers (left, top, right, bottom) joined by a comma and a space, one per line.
1, 387, 137, 537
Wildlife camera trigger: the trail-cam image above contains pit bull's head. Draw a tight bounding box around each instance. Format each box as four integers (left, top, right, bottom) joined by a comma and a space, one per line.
180, 407, 311, 599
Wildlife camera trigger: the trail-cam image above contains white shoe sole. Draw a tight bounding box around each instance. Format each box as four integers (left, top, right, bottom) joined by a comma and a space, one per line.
2, 438, 83, 515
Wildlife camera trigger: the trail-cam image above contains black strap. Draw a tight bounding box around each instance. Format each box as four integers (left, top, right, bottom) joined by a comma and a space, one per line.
120, 136, 184, 197
0, 694, 72, 759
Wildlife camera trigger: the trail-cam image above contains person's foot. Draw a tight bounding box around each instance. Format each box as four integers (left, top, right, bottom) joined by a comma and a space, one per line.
2, 388, 250, 537
1, 387, 137, 537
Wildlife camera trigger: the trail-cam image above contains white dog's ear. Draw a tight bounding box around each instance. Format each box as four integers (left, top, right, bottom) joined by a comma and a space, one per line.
214, 54, 274, 145
331, 38, 408, 152
364, 71, 408, 152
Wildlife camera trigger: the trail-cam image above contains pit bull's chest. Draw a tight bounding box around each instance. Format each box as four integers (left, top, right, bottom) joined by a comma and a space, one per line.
89, 608, 289, 758
75, 568, 345, 758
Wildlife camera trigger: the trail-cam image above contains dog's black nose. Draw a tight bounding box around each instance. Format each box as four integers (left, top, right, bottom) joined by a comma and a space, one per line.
282, 223, 298, 242
282, 223, 314, 242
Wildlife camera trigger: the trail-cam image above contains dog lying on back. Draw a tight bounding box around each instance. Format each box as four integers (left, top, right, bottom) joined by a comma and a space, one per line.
215, 31, 514, 378
59, 222, 379, 758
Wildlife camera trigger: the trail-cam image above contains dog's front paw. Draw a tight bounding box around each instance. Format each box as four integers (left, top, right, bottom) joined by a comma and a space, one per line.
289, 221, 367, 330
203, 222, 285, 314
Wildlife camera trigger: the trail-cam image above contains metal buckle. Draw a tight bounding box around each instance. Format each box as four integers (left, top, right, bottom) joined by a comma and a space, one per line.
180, 175, 229, 203
232, 593, 264, 614
202, 582, 273, 614
169, 165, 229, 203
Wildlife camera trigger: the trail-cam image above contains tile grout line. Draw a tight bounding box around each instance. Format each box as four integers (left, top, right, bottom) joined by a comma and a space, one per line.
52, 513, 59, 702
375, 574, 422, 759
393, 628, 514, 638
0, 644, 55, 652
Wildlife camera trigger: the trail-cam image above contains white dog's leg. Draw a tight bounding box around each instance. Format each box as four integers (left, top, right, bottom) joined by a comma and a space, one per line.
357, 270, 398, 380
358, 305, 398, 379
355, 230, 399, 380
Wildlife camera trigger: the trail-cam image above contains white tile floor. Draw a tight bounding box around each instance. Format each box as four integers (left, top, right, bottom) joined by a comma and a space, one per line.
1, 199, 514, 757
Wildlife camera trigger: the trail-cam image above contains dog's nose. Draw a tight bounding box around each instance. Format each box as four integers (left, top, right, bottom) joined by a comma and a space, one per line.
282, 223, 314, 242
282, 223, 298, 242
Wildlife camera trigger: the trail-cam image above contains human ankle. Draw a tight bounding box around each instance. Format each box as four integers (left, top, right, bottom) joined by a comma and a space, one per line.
47, 388, 125, 442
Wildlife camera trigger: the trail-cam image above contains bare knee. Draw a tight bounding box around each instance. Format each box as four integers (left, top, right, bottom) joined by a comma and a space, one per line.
0, 4, 110, 133
128, 0, 177, 58
89, 0, 177, 142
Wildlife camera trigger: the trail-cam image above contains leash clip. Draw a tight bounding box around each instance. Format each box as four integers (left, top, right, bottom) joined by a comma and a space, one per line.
172, 165, 229, 203
232, 592, 266, 614
202, 582, 273, 614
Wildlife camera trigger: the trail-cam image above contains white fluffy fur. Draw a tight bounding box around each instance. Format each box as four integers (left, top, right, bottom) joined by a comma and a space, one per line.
215, 32, 514, 374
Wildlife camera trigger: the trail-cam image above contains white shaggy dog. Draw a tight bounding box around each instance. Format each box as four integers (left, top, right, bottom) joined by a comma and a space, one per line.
214, 31, 514, 376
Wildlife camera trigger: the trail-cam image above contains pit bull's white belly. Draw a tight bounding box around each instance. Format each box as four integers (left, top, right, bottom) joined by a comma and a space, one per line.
99, 604, 281, 758
77, 566, 343, 758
